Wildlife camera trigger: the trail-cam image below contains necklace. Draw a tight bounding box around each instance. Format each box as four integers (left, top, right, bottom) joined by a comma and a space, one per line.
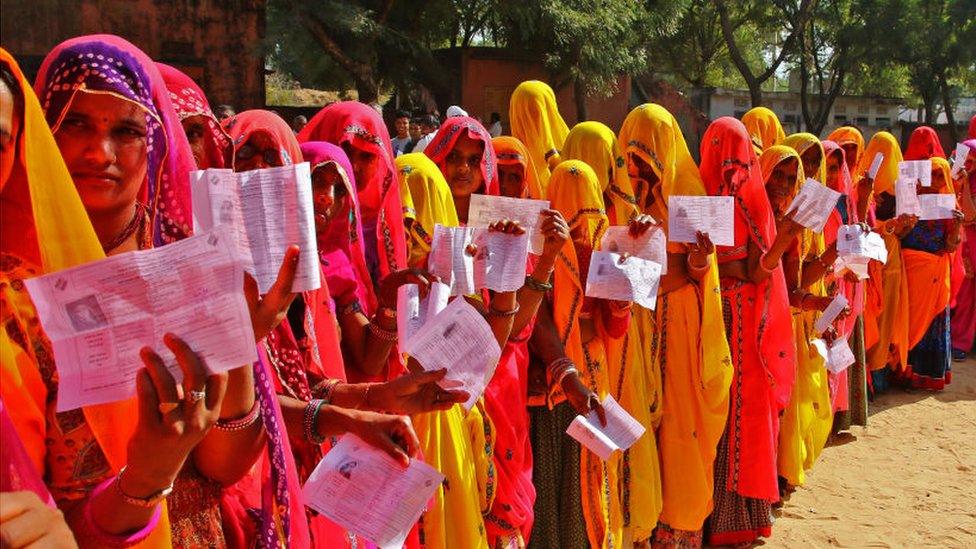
103, 204, 146, 254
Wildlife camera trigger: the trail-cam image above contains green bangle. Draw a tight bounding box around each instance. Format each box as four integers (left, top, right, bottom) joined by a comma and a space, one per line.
524, 275, 553, 292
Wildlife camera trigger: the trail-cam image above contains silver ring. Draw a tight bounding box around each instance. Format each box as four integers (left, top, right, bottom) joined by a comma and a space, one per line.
186, 390, 206, 403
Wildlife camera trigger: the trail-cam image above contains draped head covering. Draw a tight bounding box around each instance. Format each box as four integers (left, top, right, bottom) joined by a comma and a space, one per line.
969, 115, 976, 139
223, 109, 303, 166
395, 153, 460, 267
741, 106, 786, 154
853, 131, 903, 196
509, 80, 569, 192
156, 62, 231, 170
297, 101, 407, 277
423, 115, 499, 198
492, 135, 542, 199
34, 34, 194, 248
759, 145, 806, 211
822, 140, 857, 221
701, 117, 796, 409
784, 132, 826, 184
904, 125, 945, 160
826, 126, 865, 169
562, 121, 638, 224
3, 45, 171, 547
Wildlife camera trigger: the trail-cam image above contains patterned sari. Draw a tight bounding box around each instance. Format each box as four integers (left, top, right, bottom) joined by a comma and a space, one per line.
740, 107, 786, 154
509, 81, 569, 194
156, 62, 232, 170
562, 120, 639, 225
951, 139, 976, 354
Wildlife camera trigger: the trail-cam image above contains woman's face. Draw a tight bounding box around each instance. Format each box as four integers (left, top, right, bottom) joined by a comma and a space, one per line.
826, 150, 843, 191
497, 164, 525, 198
800, 146, 822, 181
444, 134, 484, 199
181, 115, 209, 169
766, 157, 799, 216
0, 76, 18, 189
54, 91, 148, 216
840, 142, 859, 171
234, 131, 283, 172
311, 162, 348, 235
341, 142, 378, 192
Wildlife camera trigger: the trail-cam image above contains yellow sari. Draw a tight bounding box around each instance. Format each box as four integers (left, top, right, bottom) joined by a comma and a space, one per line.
509, 80, 569, 195
562, 121, 639, 224
393, 153, 491, 549
741, 107, 786, 154
547, 160, 622, 549
617, 104, 732, 535
827, 126, 865, 169
0, 49, 171, 546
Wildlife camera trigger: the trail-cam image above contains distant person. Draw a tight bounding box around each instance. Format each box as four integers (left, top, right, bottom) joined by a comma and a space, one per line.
411, 114, 440, 153
446, 105, 468, 118
391, 110, 412, 155
292, 114, 308, 134
214, 103, 235, 121
488, 111, 502, 137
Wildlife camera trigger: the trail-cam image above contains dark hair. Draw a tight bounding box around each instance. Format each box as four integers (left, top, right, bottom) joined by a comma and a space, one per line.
490, 112, 501, 123
396, 110, 410, 119
422, 114, 439, 127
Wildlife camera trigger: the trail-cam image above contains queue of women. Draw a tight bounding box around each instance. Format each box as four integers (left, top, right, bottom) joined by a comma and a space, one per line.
0, 34, 974, 549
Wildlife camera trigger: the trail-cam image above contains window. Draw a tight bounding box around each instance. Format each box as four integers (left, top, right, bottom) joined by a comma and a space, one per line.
876, 106, 888, 115
834, 115, 848, 124
855, 116, 869, 126
835, 104, 847, 114
874, 117, 891, 127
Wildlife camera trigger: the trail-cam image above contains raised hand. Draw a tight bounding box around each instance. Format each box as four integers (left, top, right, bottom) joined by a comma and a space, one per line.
378, 268, 437, 308
245, 245, 299, 342
371, 369, 470, 415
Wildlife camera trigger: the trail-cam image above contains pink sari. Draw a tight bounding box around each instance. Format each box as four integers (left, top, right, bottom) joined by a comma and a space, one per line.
157, 62, 232, 170
951, 139, 976, 353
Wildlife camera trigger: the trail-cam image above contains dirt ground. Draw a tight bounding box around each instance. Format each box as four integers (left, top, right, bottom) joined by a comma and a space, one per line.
764, 357, 976, 548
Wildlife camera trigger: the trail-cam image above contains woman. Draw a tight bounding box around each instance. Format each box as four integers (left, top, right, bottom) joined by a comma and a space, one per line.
740, 107, 786, 154
899, 158, 962, 390
951, 140, 976, 360
509, 81, 569, 193
156, 63, 231, 170
494, 135, 544, 200
297, 101, 408, 326
697, 119, 796, 547
616, 104, 732, 547
826, 126, 864, 173
904, 125, 945, 161
562, 120, 639, 225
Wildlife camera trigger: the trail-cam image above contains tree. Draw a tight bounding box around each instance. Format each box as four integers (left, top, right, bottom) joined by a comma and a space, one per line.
715, 0, 818, 107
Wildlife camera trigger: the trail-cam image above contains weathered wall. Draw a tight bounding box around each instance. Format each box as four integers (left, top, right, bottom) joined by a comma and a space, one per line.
0, 0, 266, 109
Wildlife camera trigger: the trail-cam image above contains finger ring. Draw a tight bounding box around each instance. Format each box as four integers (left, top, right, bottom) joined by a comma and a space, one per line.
186, 390, 206, 403
158, 402, 180, 415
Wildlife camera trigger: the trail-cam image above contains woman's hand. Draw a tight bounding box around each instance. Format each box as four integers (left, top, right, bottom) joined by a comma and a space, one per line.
890, 213, 918, 236
775, 215, 804, 243
370, 370, 470, 414
465, 219, 526, 258
378, 268, 436, 309
688, 230, 715, 268
245, 245, 299, 341
628, 214, 657, 237
0, 491, 77, 549
123, 335, 229, 498
538, 209, 570, 262
561, 372, 606, 426
337, 411, 420, 467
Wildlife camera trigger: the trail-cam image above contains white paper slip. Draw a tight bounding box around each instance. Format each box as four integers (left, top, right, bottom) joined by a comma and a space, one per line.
918, 194, 956, 221
895, 177, 922, 217
836, 225, 869, 256
302, 434, 444, 549
600, 225, 668, 274
24, 227, 257, 411
191, 163, 320, 294
668, 195, 735, 247
403, 297, 502, 410
472, 229, 531, 292
565, 395, 646, 461
811, 337, 856, 374
867, 152, 885, 179
814, 294, 849, 335
898, 160, 932, 187
861, 231, 888, 264
429, 224, 477, 295
396, 281, 450, 351
467, 194, 550, 254
834, 255, 871, 280
584, 251, 663, 310
951, 143, 970, 178
786, 178, 842, 233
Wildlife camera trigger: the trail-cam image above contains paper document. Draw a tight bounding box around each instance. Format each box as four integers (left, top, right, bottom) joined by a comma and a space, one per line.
668, 195, 735, 247
402, 298, 502, 410
812, 337, 856, 374
584, 251, 663, 310
24, 227, 256, 411
867, 153, 885, 179
833, 255, 870, 280
951, 143, 970, 178
898, 160, 932, 187
918, 194, 956, 221
786, 179, 842, 233
467, 194, 550, 254
191, 163, 320, 293
600, 225, 668, 274
836, 225, 887, 264
565, 395, 646, 460
895, 178, 922, 217
429, 225, 529, 295
814, 294, 849, 334
302, 434, 444, 549
396, 281, 450, 350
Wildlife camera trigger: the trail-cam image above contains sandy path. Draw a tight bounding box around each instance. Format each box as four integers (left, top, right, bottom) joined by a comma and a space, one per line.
764, 357, 976, 548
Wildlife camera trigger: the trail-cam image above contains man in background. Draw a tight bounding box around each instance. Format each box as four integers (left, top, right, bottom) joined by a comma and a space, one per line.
391, 110, 412, 156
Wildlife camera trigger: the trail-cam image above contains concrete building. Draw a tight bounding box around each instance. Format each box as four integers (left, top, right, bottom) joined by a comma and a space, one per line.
0, 0, 267, 110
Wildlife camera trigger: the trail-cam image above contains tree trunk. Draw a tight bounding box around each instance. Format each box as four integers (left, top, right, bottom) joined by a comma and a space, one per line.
574, 79, 588, 123
748, 80, 763, 107
940, 75, 959, 143
356, 75, 380, 104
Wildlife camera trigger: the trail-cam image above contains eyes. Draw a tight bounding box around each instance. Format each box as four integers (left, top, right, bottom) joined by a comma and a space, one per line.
60, 113, 147, 143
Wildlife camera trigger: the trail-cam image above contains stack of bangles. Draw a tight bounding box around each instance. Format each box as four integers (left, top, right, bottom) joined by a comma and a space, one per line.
368, 305, 397, 342
303, 399, 328, 444
212, 400, 262, 433
546, 357, 578, 392
524, 273, 553, 292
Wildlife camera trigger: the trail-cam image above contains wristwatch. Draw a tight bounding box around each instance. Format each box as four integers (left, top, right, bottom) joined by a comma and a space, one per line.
115, 466, 174, 508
